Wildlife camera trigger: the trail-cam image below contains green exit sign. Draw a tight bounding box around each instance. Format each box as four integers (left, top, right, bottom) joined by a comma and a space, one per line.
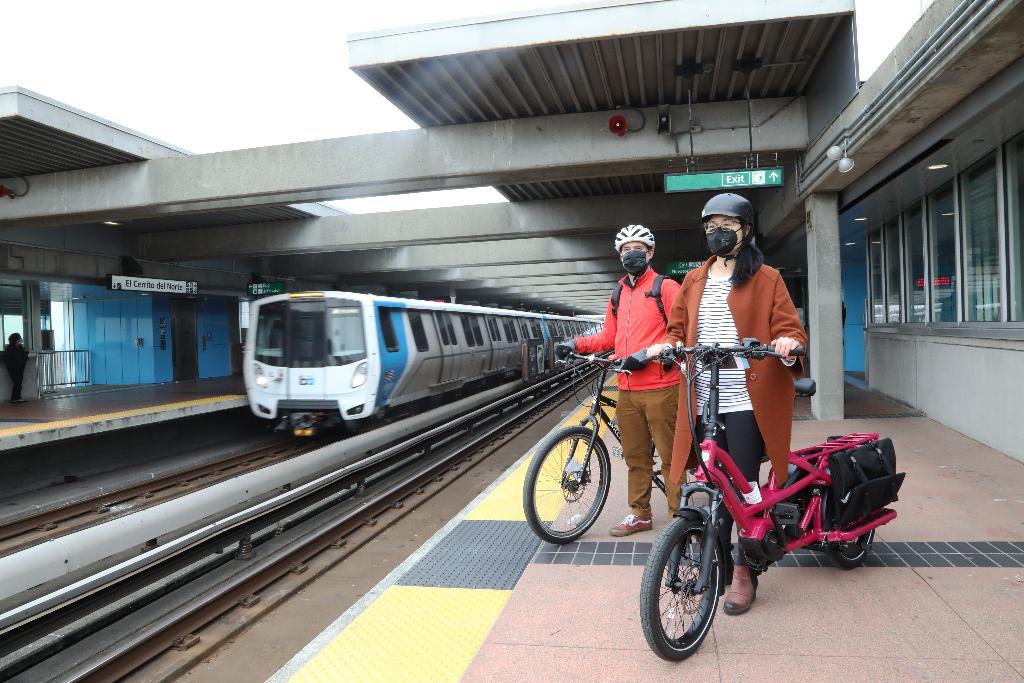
247, 281, 285, 296
665, 167, 784, 193
666, 261, 705, 276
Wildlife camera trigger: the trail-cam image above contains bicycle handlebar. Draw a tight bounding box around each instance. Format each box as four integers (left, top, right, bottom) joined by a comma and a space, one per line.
659, 340, 805, 365
557, 350, 647, 374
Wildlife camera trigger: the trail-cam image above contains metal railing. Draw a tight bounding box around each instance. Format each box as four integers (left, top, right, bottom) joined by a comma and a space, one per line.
36, 350, 90, 394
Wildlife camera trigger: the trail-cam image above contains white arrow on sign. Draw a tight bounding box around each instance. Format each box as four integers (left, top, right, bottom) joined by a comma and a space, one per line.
769, 170, 780, 181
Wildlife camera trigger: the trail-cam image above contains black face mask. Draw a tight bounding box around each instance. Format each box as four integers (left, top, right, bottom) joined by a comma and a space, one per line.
621, 249, 649, 275
706, 228, 740, 257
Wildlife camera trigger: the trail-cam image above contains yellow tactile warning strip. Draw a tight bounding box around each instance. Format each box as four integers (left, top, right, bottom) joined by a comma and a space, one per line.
289, 585, 510, 683
0, 394, 245, 437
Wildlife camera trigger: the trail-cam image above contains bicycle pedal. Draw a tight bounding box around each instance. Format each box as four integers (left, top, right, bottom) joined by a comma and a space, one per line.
611, 446, 624, 459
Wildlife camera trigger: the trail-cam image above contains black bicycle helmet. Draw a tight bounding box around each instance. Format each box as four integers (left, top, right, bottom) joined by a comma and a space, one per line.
701, 193, 754, 227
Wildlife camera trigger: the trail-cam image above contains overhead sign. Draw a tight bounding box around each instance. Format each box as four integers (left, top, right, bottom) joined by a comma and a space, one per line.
665, 167, 784, 193
247, 281, 286, 296
666, 261, 705, 276
108, 275, 198, 294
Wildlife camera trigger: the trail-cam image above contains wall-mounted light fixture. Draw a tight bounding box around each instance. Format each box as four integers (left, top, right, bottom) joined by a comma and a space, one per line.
826, 139, 855, 173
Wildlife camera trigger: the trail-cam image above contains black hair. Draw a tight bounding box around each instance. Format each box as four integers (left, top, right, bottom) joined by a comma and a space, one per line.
729, 225, 764, 285
8, 333, 21, 344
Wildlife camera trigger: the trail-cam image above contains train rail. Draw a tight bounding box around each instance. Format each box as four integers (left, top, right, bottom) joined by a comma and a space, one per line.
0, 363, 598, 681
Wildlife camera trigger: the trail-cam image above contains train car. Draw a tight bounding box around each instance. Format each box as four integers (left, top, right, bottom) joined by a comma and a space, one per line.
243, 291, 599, 433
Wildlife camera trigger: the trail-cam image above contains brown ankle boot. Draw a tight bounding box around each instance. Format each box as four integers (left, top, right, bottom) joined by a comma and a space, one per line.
724, 564, 757, 615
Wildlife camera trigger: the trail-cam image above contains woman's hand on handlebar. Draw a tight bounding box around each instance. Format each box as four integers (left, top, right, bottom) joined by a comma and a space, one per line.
770, 336, 801, 361
645, 342, 672, 358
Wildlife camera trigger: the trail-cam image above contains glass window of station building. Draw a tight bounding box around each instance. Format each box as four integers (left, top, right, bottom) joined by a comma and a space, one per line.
859, 134, 1024, 327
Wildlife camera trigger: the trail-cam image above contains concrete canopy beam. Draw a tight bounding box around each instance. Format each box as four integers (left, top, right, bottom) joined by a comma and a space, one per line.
3, 99, 807, 228
333, 261, 624, 287
134, 193, 706, 261
273, 235, 644, 277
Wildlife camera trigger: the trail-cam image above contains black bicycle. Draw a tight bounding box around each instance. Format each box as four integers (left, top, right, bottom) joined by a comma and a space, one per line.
522, 351, 665, 544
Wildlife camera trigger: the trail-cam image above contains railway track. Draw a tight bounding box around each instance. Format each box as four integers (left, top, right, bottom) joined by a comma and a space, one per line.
0, 364, 598, 681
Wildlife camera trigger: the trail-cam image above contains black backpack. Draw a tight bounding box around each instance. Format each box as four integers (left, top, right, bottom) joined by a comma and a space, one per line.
610, 275, 668, 325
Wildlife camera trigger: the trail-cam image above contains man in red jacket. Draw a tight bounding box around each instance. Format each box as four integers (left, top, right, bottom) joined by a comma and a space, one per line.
555, 225, 682, 536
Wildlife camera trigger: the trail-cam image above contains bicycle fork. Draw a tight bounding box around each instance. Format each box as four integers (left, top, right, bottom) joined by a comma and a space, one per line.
665, 485, 722, 595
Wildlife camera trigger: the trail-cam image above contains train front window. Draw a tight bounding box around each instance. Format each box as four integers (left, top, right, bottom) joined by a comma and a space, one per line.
327, 303, 367, 365
255, 302, 287, 365
288, 302, 327, 368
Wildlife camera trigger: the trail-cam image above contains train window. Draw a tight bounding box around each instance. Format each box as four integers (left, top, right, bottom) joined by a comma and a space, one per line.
434, 312, 450, 345
469, 317, 484, 346
408, 312, 429, 352
530, 319, 542, 339
445, 314, 457, 345
490, 317, 502, 341
255, 301, 287, 365
459, 315, 476, 347
379, 308, 400, 353
327, 302, 367, 365
519, 319, 529, 339
505, 317, 518, 342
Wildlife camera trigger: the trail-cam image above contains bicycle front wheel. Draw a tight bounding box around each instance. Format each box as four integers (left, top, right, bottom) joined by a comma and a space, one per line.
523, 425, 611, 544
640, 516, 722, 661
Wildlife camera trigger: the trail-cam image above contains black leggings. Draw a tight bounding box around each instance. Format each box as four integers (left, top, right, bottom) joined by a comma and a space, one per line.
699, 410, 765, 566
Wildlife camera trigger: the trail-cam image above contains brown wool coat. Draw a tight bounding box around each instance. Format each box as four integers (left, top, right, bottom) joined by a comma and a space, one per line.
665, 258, 807, 486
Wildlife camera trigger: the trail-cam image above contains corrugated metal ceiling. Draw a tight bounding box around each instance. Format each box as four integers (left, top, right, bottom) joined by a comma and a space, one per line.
354, 16, 844, 127
0, 117, 143, 177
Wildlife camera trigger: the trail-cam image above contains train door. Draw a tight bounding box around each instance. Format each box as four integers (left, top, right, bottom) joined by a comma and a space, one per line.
286, 300, 327, 400
433, 312, 458, 384
374, 305, 407, 406
171, 299, 198, 381
459, 314, 486, 378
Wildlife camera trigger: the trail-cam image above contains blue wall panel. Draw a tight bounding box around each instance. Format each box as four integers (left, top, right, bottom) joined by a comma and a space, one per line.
101, 300, 123, 385
151, 298, 173, 383
841, 258, 867, 373
197, 298, 230, 379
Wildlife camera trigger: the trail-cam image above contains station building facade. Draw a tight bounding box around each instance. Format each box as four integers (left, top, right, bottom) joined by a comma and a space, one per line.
838, 63, 1024, 462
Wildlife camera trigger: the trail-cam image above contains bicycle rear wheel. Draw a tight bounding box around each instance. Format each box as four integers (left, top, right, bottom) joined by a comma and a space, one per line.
640, 516, 722, 661
523, 426, 611, 544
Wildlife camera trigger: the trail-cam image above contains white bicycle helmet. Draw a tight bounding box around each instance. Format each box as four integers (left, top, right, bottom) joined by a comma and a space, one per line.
613, 224, 655, 252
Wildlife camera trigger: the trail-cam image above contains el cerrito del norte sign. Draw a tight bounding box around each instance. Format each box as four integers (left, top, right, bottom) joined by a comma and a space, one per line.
108, 275, 198, 294
665, 167, 783, 193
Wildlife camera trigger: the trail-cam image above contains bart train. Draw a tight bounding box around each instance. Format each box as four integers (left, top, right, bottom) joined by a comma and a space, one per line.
244, 291, 599, 432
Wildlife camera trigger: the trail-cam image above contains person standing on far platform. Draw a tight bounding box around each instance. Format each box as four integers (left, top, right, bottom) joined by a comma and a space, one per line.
555, 225, 682, 536
4, 333, 29, 403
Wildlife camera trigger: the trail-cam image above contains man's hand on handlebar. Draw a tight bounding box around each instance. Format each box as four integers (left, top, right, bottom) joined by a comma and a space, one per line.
554, 339, 576, 361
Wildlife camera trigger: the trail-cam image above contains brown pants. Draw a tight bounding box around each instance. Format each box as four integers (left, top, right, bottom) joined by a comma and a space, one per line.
616, 385, 681, 519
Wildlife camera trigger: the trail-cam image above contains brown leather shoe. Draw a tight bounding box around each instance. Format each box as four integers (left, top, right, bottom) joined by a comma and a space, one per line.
723, 564, 757, 615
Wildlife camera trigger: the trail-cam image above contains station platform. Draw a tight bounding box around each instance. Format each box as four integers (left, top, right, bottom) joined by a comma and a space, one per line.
271, 380, 1024, 682
0, 377, 246, 451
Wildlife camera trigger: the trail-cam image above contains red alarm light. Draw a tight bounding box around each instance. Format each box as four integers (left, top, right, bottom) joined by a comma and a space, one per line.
608, 115, 628, 137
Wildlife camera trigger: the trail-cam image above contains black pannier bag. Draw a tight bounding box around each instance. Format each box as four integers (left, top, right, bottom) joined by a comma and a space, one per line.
828, 438, 905, 527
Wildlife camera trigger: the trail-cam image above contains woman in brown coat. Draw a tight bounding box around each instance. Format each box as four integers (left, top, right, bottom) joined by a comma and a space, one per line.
650, 193, 807, 617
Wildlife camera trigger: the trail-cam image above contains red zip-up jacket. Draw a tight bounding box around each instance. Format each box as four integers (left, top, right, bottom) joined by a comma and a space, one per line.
574, 268, 681, 392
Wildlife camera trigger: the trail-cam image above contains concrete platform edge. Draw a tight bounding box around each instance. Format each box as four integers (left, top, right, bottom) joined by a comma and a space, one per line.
0, 396, 247, 452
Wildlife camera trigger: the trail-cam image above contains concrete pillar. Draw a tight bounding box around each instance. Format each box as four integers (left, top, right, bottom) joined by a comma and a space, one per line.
804, 193, 844, 420
23, 281, 42, 351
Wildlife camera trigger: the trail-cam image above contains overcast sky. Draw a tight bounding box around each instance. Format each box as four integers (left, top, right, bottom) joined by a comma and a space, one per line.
9, 0, 933, 213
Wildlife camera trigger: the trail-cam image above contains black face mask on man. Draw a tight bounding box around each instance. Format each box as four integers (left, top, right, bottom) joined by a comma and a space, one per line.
621, 249, 649, 275
706, 227, 740, 257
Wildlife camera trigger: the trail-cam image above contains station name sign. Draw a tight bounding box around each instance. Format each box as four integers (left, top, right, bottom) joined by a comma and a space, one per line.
108, 275, 198, 295
247, 281, 286, 296
665, 167, 783, 193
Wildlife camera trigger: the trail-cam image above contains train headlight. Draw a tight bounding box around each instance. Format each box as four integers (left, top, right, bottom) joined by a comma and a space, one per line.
256, 374, 269, 388
352, 361, 368, 388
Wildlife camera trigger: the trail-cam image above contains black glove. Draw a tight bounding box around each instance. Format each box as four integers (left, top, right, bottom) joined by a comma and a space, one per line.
554, 339, 576, 361
621, 349, 649, 372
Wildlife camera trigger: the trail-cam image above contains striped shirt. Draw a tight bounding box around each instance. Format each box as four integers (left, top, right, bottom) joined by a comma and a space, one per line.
695, 273, 752, 413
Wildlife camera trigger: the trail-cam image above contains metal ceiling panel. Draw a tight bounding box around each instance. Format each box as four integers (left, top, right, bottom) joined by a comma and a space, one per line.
0, 117, 143, 177
353, 16, 844, 127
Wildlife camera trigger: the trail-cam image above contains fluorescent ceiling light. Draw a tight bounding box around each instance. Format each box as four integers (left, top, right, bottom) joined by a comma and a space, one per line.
853, 217, 868, 221
927, 163, 949, 170
941, 212, 954, 216
845, 242, 856, 246
103, 221, 121, 226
